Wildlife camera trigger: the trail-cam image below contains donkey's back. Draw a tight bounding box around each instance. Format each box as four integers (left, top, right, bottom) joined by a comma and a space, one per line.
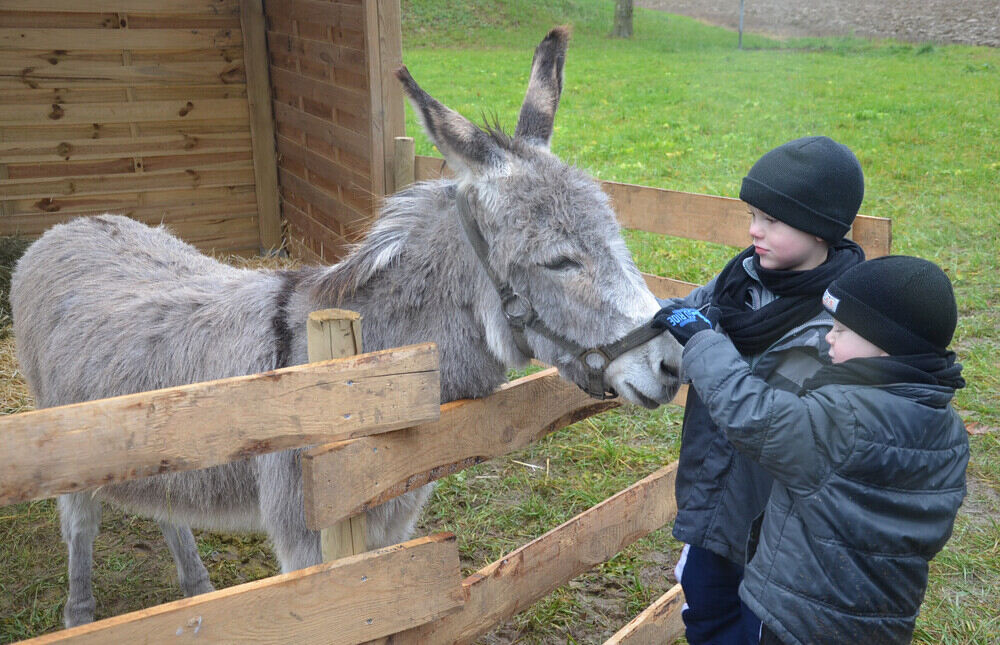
11, 214, 283, 409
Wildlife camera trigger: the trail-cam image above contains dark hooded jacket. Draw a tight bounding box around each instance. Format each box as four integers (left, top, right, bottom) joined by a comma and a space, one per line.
660, 257, 834, 564
683, 330, 969, 644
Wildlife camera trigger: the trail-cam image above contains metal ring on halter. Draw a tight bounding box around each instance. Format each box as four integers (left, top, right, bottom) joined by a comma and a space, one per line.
580, 348, 610, 372
501, 292, 534, 325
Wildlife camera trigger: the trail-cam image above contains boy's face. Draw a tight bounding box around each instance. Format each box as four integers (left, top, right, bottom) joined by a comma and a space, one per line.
825, 320, 889, 364
748, 206, 829, 271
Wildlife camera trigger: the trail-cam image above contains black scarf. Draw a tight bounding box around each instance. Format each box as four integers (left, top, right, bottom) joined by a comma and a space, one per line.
802, 352, 966, 396
712, 240, 865, 354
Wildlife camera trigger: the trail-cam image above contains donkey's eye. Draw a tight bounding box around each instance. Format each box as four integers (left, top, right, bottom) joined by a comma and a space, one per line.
542, 256, 582, 272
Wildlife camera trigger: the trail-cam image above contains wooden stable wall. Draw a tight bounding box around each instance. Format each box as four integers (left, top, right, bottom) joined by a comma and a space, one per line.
0, 0, 282, 255
265, 0, 404, 263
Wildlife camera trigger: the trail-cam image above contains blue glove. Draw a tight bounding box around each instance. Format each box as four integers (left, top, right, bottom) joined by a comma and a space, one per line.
651, 305, 717, 345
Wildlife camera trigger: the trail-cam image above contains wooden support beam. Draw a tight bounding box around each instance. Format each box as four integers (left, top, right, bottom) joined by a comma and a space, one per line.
392, 136, 415, 194
22, 533, 464, 645
239, 0, 283, 253
301, 367, 618, 529
604, 584, 686, 645
363, 0, 404, 201
367, 462, 680, 645
304, 309, 368, 561
0, 343, 440, 506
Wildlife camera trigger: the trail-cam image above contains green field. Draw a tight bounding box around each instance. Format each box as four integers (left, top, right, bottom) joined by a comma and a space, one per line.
2, 1, 998, 642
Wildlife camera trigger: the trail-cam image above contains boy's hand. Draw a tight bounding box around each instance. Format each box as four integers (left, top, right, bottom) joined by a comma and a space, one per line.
651, 305, 717, 345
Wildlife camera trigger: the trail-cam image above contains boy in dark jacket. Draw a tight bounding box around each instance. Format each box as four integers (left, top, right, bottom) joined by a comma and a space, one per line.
660, 136, 866, 644
655, 256, 969, 644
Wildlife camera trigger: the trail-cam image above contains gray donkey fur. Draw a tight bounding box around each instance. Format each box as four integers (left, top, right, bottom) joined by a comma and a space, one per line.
11, 27, 681, 628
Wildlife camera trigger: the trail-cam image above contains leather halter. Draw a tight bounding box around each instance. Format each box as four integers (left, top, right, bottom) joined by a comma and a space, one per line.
455, 188, 667, 400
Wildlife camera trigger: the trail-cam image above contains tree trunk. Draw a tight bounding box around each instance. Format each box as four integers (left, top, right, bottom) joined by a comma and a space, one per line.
611, 0, 633, 38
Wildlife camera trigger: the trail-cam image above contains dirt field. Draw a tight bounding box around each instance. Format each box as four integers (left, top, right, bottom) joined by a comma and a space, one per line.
637, 0, 1000, 47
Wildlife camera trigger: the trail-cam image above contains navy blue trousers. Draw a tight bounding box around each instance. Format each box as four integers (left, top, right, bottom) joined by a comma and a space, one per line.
677, 544, 763, 645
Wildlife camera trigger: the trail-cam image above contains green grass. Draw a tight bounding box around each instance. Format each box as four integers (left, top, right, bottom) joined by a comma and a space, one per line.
2, 2, 998, 642
399, 2, 1000, 642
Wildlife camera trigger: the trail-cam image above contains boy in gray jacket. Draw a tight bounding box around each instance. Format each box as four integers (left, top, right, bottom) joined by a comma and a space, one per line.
660, 136, 865, 644
655, 256, 969, 644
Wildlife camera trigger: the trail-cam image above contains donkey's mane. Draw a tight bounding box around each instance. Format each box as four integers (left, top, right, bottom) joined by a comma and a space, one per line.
307, 183, 433, 304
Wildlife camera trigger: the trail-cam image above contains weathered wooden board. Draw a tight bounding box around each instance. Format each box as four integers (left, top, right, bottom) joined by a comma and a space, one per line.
0, 344, 440, 506
0, 167, 255, 200
301, 367, 619, 529
0, 28, 241, 50
23, 533, 463, 645
604, 584, 686, 645
238, 0, 281, 251
413, 155, 892, 258
0, 99, 248, 126
0, 133, 252, 163
1, 0, 241, 15
0, 60, 245, 88
368, 462, 680, 645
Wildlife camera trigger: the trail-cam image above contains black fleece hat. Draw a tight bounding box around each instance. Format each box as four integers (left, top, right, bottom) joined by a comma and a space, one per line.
740, 136, 864, 242
822, 256, 957, 356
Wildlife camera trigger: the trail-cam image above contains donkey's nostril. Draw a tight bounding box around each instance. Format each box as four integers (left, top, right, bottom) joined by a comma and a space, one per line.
660, 360, 679, 380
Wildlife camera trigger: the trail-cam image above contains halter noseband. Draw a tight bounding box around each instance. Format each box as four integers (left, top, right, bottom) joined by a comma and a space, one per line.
455, 187, 667, 400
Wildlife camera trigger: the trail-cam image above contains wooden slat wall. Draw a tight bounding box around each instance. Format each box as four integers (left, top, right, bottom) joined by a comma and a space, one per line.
266, 0, 403, 264
0, 0, 268, 254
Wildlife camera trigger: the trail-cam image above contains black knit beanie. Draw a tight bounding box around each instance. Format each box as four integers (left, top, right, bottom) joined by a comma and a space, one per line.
740, 136, 864, 242
822, 256, 957, 356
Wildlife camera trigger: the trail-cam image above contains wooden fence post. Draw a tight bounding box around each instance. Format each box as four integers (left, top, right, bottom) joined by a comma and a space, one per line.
393, 136, 415, 194
306, 309, 368, 560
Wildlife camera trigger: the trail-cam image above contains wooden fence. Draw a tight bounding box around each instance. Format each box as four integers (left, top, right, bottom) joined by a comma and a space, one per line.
0, 0, 404, 259
1, 151, 892, 642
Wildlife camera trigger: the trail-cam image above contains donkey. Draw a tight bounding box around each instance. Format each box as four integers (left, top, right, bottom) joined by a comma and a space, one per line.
11, 26, 681, 628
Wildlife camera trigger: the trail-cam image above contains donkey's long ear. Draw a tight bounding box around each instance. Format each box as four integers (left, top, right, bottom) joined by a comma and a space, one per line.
514, 26, 570, 148
396, 66, 503, 177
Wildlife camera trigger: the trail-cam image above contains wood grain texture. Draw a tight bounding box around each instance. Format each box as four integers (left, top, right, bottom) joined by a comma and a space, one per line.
604, 584, 685, 645
301, 367, 619, 529
371, 462, 680, 645
0, 28, 242, 50
413, 155, 892, 258
23, 533, 463, 645
238, 0, 282, 251
0, 343, 440, 506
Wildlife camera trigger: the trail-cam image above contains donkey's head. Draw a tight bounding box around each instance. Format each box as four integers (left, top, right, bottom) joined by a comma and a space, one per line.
397, 27, 681, 407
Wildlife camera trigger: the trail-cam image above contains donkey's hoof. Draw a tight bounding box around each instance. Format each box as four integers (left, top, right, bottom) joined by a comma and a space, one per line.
63, 598, 96, 628
184, 578, 214, 596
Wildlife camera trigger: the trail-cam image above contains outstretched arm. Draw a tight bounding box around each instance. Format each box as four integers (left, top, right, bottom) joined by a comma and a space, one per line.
681, 330, 845, 496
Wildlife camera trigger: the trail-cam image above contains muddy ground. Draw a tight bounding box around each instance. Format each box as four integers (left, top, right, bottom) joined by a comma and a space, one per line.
637, 0, 1000, 47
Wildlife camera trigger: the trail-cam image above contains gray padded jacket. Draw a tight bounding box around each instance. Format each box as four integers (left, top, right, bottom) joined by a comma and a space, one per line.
684, 330, 969, 645
662, 258, 833, 564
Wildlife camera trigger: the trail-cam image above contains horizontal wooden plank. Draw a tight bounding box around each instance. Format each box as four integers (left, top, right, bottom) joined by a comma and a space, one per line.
0, 132, 252, 163
0, 0, 240, 15
370, 461, 680, 645
266, 30, 366, 73
276, 134, 370, 196
0, 167, 255, 200
25, 533, 463, 645
413, 156, 892, 258
0, 60, 244, 88
264, 0, 364, 32
604, 584, 685, 645
1, 184, 256, 217
272, 100, 371, 161
0, 343, 440, 506
0, 205, 258, 238
0, 98, 248, 126
278, 166, 370, 228
642, 272, 698, 300
301, 367, 619, 529
0, 27, 241, 50
282, 200, 351, 260
269, 66, 368, 119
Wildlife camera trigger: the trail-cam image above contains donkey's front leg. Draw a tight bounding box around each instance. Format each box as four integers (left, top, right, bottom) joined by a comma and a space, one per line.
256, 450, 321, 571
58, 492, 102, 627
158, 521, 214, 596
